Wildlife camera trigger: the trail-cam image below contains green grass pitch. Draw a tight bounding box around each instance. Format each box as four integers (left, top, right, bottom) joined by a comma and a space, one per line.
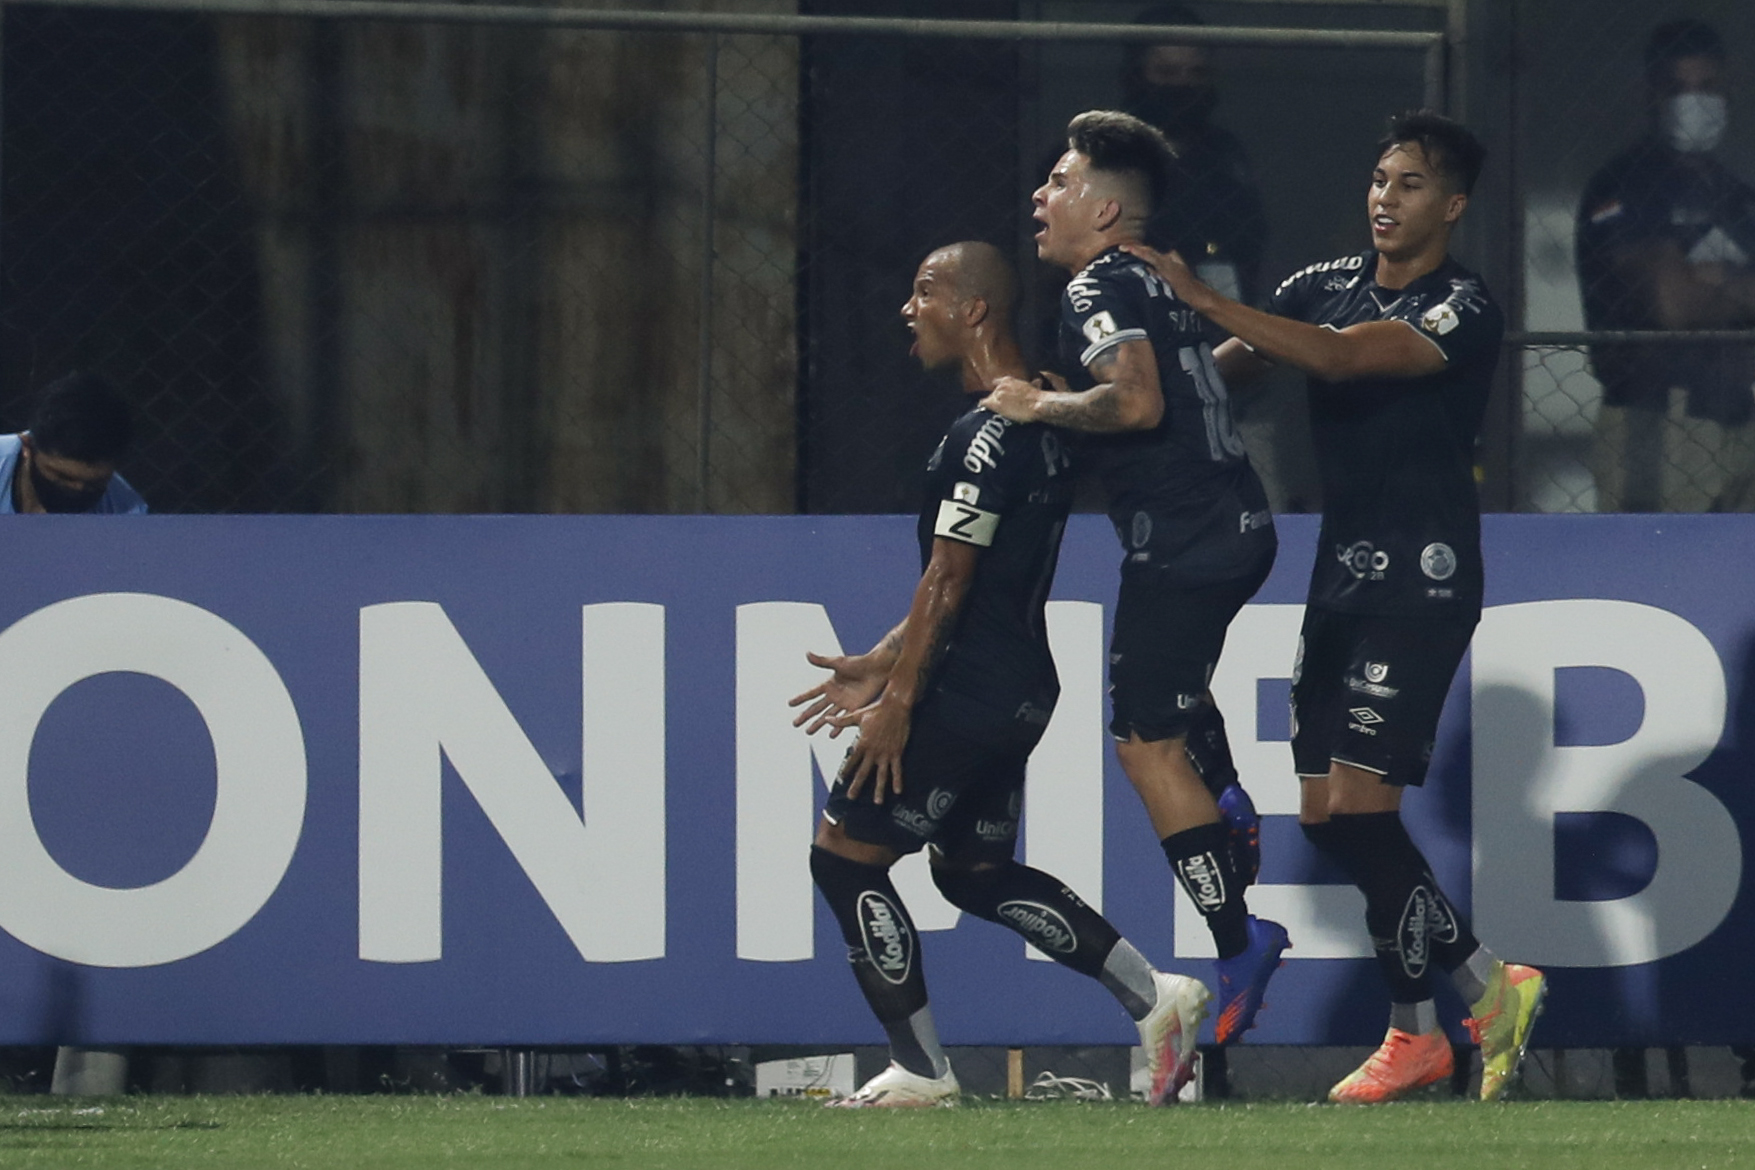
0, 1095, 1748, 1169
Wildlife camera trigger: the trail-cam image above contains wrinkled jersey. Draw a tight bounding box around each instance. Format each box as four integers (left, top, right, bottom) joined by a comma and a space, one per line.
916, 406, 1073, 731
1268, 249, 1503, 615
1058, 246, 1274, 585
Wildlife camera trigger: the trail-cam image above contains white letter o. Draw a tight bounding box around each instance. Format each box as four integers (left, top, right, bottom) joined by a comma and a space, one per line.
0, 593, 306, 967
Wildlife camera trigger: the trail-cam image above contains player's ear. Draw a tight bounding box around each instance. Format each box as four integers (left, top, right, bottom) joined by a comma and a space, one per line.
1094, 196, 1123, 233
963, 295, 990, 327
1444, 191, 1467, 224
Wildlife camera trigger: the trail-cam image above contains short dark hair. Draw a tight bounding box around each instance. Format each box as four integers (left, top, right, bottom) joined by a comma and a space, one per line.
1067, 109, 1177, 223
1123, 3, 1205, 83
1378, 110, 1486, 195
29, 371, 134, 464
1644, 19, 1725, 85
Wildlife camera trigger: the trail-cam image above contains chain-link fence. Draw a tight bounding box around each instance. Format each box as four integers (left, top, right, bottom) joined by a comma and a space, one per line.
1, 0, 1446, 514
1512, 0, 1755, 514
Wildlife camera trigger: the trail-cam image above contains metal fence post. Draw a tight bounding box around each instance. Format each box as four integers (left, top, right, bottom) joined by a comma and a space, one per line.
696, 31, 719, 515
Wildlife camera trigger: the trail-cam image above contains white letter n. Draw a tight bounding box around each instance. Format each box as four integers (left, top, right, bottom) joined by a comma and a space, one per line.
358, 602, 665, 963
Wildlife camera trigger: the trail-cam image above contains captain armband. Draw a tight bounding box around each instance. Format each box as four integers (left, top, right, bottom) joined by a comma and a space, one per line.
934, 498, 1000, 547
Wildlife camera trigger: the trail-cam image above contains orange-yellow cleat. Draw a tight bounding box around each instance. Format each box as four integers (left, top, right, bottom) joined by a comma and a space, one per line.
1328, 1027, 1454, 1104
1468, 961, 1547, 1102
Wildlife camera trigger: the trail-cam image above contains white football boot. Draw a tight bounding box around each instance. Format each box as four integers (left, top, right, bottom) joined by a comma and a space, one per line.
826, 1061, 960, 1108
1137, 971, 1211, 1105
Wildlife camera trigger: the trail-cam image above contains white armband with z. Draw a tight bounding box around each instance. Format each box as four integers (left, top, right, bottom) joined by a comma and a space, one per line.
934, 498, 999, 547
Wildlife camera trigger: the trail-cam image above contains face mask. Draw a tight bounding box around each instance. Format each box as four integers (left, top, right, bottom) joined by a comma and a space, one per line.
28, 458, 107, 513
1663, 92, 1728, 153
1126, 83, 1218, 138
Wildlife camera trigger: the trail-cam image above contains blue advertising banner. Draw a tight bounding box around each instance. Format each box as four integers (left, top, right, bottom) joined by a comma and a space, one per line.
0, 514, 1746, 1048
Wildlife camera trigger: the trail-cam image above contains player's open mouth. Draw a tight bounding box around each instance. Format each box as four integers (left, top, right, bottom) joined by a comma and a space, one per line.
1372, 214, 1397, 233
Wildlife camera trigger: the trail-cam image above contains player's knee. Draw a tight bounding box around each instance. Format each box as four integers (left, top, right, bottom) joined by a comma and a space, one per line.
929, 859, 1006, 913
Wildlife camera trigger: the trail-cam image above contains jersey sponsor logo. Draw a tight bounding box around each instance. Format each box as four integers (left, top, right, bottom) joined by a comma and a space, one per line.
1349, 678, 1398, 700
891, 805, 935, 838
1067, 274, 1102, 313
962, 413, 1009, 473
1238, 508, 1271, 534
975, 816, 1019, 842
1420, 542, 1457, 581
1348, 706, 1383, 735
997, 900, 1079, 955
1014, 701, 1052, 727
1420, 302, 1460, 335
1337, 541, 1390, 580
856, 890, 914, 984
1364, 662, 1390, 683
953, 481, 980, 506
1082, 310, 1120, 346
925, 788, 955, 821
1275, 253, 1365, 298
1175, 852, 1227, 912
934, 499, 999, 547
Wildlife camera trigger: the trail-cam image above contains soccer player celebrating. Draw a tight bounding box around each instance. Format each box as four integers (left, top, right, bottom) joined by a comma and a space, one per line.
790, 241, 1211, 1107
1124, 111, 1546, 1103
981, 111, 1288, 1049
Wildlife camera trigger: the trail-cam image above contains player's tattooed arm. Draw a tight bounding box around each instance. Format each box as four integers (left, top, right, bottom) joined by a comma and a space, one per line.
981, 339, 1164, 432
789, 620, 907, 737
1123, 243, 1448, 381
836, 538, 978, 804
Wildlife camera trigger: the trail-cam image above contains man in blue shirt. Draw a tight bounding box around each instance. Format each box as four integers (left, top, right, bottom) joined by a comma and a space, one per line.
2, 372, 146, 514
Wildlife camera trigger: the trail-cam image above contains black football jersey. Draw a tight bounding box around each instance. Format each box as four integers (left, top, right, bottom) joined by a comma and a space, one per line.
1059, 247, 1275, 585
1267, 249, 1504, 615
915, 407, 1074, 732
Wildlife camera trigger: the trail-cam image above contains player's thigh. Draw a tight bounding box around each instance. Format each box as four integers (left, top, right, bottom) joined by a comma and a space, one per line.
1109, 567, 1262, 743
824, 702, 1017, 857
1291, 608, 1476, 788
931, 731, 1039, 867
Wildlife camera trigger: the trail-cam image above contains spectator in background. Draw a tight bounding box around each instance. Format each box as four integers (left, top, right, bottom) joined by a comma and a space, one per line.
1122, 3, 1266, 307
2, 372, 146, 514
1578, 18, 1755, 512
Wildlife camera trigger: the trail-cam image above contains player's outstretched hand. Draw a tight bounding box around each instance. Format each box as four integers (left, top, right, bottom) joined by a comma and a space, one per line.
980, 375, 1043, 422
789, 650, 888, 736
836, 694, 910, 805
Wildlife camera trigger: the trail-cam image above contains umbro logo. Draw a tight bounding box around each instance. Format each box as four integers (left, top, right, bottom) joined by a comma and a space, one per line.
1349, 707, 1383, 725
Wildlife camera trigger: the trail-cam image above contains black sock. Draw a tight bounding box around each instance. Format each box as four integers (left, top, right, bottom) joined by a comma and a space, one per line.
1184, 701, 1239, 799
809, 846, 944, 1078
1317, 812, 1476, 1003
1162, 822, 1249, 959
931, 861, 1122, 979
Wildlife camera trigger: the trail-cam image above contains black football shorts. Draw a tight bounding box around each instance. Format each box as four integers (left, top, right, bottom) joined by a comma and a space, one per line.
1108, 558, 1270, 743
1290, 606, 1477, 787
825, 696, 1041, 862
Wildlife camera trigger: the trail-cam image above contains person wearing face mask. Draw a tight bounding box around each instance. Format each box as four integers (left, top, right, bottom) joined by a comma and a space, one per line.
1122, 3, 1266, 310
0, 371, 146, 515
1577, 18, 1755, 512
